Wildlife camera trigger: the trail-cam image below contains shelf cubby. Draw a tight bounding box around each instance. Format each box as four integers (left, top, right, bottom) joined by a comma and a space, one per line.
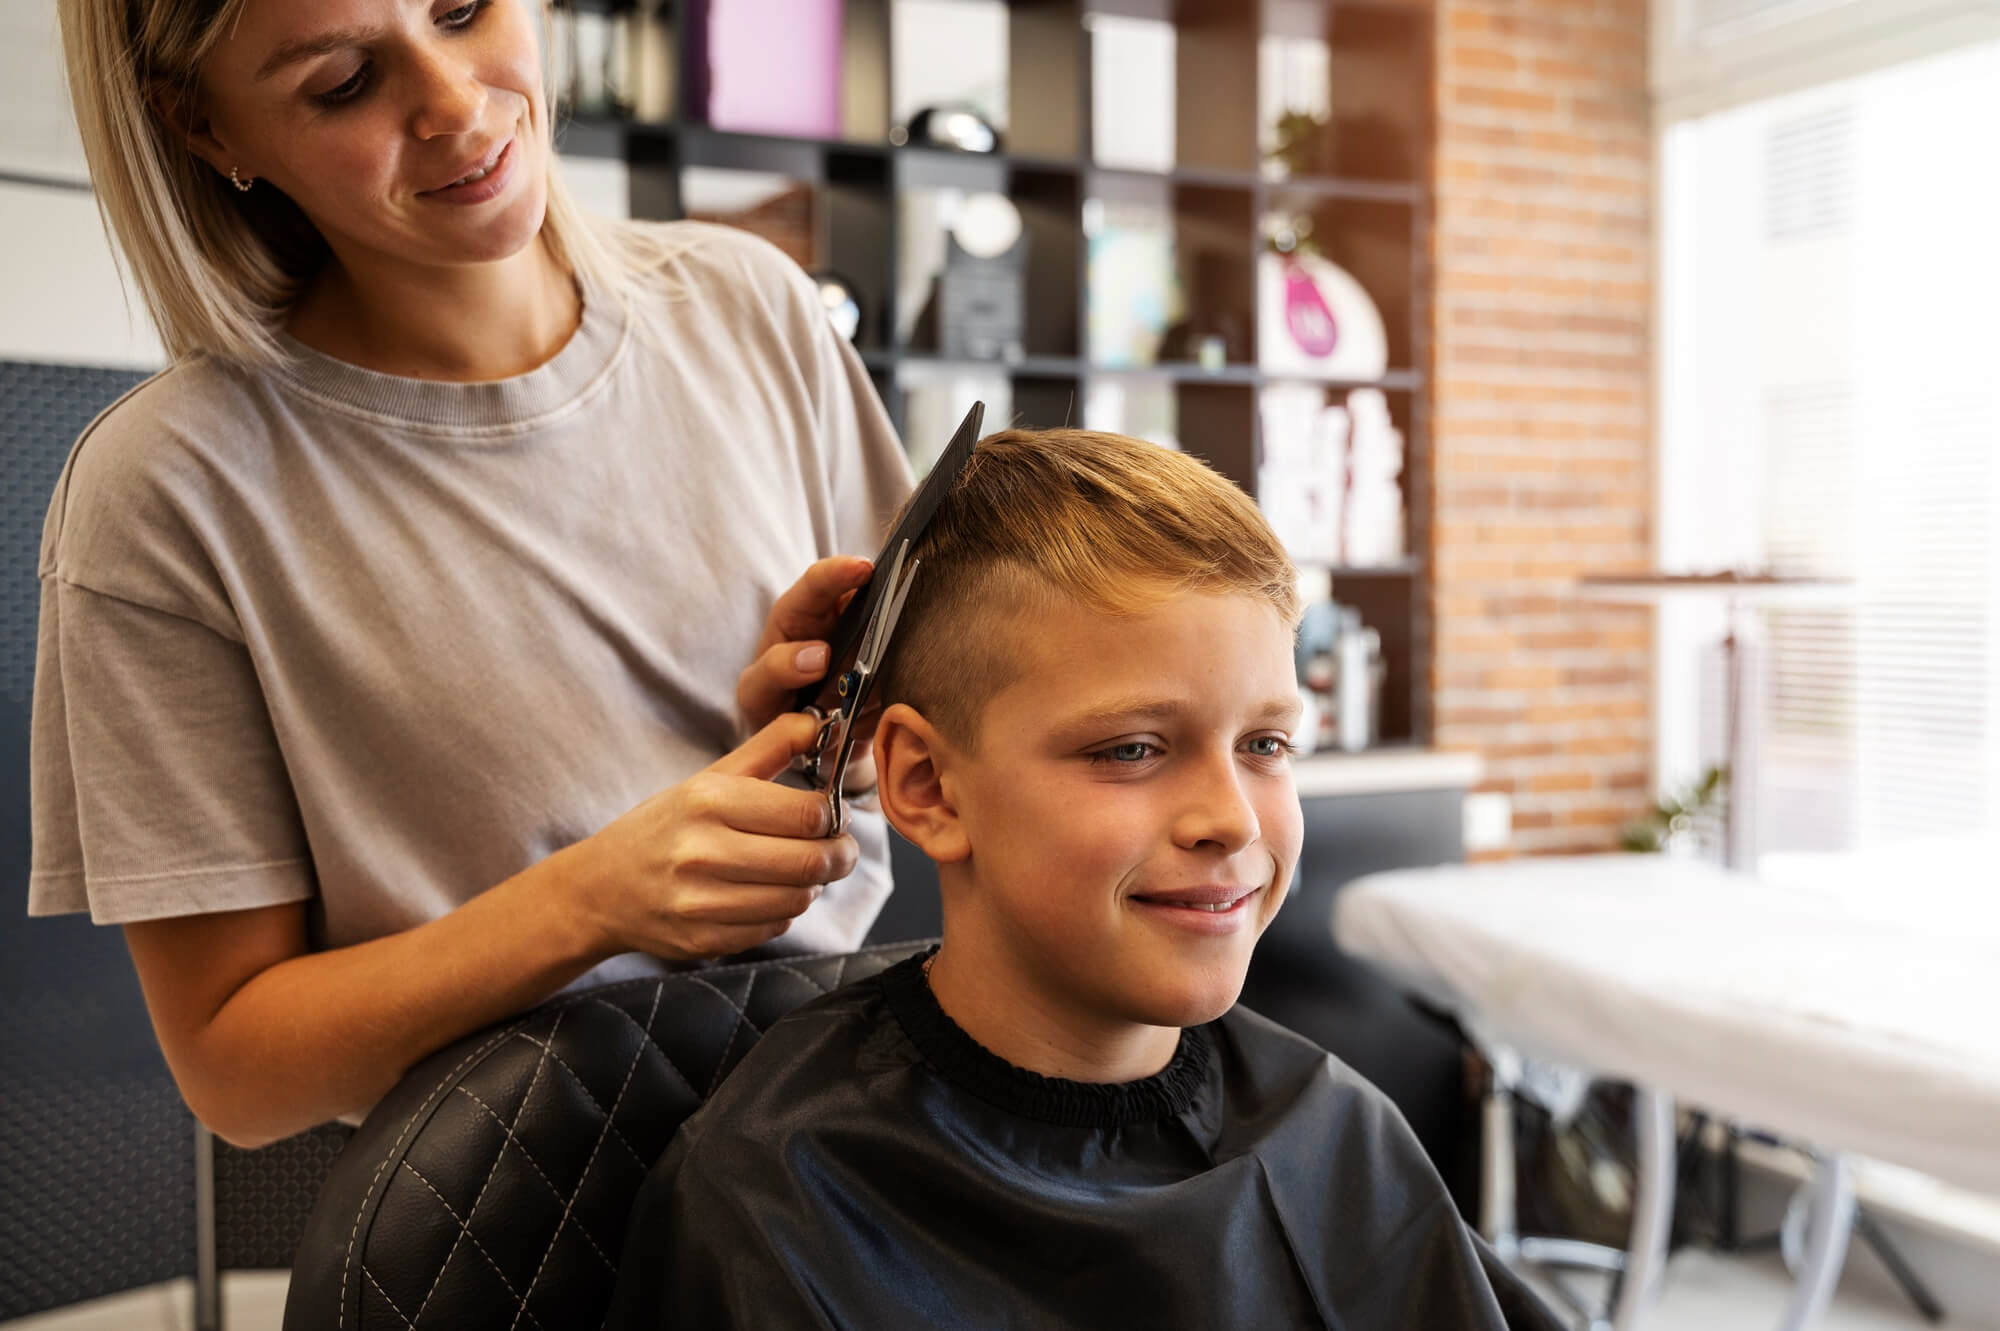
553, 0, 1433, 746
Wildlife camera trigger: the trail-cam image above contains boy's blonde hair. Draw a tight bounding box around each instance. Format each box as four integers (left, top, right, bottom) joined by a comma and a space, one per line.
58, 0, 677, 366
880, 428, 1301, 746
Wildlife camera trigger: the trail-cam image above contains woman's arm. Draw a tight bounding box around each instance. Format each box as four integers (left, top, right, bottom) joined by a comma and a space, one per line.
124, 711, 852, 1148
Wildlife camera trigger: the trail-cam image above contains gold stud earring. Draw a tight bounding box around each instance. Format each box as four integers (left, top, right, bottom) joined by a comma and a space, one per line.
229, 165, 253, 192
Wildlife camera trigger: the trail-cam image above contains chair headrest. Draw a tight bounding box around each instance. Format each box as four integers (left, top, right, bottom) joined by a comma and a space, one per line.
282, 942, 931, 1331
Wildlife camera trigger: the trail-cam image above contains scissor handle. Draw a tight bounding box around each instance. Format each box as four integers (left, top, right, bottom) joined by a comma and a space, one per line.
798, 705, 859, 838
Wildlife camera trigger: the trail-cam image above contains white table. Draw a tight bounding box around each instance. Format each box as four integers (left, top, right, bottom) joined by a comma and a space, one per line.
1332, 854, 2000, 1330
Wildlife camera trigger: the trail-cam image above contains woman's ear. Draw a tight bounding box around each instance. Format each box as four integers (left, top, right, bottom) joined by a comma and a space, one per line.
149, 79, 234, 180
874, 703, 969, 865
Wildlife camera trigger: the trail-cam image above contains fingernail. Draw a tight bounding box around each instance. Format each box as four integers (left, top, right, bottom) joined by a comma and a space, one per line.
795, 644, 828, 673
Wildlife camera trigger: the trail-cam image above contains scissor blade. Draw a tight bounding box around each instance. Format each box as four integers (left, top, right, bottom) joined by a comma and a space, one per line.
856, 558, 920, 689
851, 540, 910, 677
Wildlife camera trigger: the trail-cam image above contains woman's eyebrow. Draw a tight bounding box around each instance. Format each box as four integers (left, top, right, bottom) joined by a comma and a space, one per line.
257, 28, 375, 79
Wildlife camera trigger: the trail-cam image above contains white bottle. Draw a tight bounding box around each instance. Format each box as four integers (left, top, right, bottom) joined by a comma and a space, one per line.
1335, 614, 1376, 752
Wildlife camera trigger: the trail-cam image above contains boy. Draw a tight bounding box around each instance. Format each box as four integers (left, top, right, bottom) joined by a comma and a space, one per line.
607, 429, 1559, 1329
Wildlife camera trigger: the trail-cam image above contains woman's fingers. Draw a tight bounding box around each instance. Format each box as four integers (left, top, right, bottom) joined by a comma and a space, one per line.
697, 827, 860, 886
712, 712, 827, 785
758, 556, 872, 655
737, 639, 832, 729
738, 558, 872, 728
674, 881, 824, 926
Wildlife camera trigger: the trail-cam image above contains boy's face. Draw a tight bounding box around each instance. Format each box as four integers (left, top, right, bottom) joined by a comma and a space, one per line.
941, 589, 1304, 1037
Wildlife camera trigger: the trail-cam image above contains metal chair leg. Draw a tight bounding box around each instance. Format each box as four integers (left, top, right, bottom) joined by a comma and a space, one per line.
1611, 1087, 1677, 1331
195, 1122, 223, 1331
1776, 1153, 1856, 1331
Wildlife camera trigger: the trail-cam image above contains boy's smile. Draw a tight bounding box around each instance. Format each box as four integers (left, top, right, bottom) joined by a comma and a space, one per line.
915, 588, 1305, 1082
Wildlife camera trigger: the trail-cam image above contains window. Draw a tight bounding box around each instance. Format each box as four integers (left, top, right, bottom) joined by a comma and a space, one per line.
1656, 40, 2000, 893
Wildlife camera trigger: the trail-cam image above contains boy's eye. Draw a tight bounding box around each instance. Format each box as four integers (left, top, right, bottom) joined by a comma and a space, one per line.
1093, 741, 1159, 765
1245, 735, 1296, 759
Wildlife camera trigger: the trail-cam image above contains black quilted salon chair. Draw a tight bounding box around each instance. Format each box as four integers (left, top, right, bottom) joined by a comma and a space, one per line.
281, 941, 929, 1331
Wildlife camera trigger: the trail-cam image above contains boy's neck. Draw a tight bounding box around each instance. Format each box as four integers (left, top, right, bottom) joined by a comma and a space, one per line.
923, 942, 1182, 1084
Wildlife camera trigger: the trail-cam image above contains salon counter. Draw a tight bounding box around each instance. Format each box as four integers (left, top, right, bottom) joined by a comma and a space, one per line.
1293, 746, 1486, 799
868, 745, 1486, 1214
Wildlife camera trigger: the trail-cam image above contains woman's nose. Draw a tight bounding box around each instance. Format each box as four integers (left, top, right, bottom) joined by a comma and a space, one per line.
408, 47, 487, 140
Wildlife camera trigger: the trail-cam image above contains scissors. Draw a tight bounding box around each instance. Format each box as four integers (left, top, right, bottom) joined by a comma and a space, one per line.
793, 401, 985, 836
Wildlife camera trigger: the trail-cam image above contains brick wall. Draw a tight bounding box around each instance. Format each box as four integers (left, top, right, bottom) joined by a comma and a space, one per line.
1428, 0, 1656, 855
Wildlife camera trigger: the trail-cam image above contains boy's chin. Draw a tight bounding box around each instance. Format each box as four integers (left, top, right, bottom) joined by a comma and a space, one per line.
1122, 969, 1251, 1030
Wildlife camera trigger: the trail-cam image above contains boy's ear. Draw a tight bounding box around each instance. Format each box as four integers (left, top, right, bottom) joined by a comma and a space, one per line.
873, 703, 969, 865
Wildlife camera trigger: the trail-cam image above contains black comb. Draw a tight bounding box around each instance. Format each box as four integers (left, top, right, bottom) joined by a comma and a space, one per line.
794, 401, 985, 714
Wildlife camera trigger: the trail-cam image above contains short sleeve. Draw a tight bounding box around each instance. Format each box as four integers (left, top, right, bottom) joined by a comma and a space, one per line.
814, 327, 912, 557
29, 577, 313, 923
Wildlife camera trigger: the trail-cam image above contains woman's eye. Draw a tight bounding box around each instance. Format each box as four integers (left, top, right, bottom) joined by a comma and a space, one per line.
439, 1, 485, 28
1094, 741, 1159, 765
312, 65, 372, 107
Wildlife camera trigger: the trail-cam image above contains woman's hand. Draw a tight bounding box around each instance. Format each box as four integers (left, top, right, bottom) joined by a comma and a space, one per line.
566, 713, 861, 963
737, 554, 882, 793
737, 555, 873, 729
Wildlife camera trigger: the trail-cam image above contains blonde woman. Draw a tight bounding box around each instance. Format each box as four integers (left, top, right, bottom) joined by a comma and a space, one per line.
30, 0, 911, 1148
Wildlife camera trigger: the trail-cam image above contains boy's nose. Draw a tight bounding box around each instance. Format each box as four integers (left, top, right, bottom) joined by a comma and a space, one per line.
1171, 754, 1261, 854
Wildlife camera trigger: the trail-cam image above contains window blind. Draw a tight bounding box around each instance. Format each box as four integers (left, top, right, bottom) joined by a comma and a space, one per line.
1658, 40, 2000, 877
1653, 0, 2000, 121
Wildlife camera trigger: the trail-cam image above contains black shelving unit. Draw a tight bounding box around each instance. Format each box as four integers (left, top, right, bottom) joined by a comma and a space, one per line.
554, 0, 1433, 745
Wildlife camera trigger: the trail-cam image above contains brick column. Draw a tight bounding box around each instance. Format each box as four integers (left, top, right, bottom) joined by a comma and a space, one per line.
1429, 0, 1655, 855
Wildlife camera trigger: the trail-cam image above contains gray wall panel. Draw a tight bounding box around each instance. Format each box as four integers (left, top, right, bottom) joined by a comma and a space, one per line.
1, 360, 193, 1319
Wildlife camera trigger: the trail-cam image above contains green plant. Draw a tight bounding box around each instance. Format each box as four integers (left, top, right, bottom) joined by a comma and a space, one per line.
1620, 765, 1728, 854
1268, 109, 1333, 179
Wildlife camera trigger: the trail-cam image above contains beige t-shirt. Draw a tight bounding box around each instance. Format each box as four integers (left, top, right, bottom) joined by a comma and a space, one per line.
28, 222, 912, 983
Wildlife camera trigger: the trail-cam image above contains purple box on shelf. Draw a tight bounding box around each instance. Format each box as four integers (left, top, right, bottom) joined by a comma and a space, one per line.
698, 0, 844, 139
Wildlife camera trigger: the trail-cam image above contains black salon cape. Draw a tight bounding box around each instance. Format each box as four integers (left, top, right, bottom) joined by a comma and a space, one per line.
606, 952, 1561, 1330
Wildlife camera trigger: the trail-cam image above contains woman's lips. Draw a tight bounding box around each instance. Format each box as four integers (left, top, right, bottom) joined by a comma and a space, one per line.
420, 138, 516, 205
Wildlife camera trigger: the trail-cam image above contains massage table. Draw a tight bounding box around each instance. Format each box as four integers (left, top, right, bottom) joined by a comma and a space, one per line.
1332, 853, 1999, 1330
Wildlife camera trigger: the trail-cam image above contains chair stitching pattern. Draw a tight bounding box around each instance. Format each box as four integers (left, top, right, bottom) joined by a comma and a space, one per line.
333, 948, 923, 1329
342, 1019, 536, 1331
508, 1033, 656, 1172
397, 1159, 552, 1329
579, 994, 704, 1102
679, 974, 756, 1098
362, 1266, 418, 1331
449, 1086, 618, 1274
761, 961, 838, 995
508, 983, 666, 1330
405, 1010, 563, 1326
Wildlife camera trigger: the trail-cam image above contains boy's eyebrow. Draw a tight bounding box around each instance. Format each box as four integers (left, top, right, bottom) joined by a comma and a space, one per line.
1057, 698, 1184, 730
1057, 696, 1306, 731
1253, 696, 1308, 727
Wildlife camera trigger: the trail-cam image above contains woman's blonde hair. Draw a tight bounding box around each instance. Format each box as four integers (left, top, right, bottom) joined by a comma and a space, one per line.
59, 0, 669, 366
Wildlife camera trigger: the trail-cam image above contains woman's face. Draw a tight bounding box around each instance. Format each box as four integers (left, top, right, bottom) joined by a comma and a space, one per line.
189, 0, 550, 276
